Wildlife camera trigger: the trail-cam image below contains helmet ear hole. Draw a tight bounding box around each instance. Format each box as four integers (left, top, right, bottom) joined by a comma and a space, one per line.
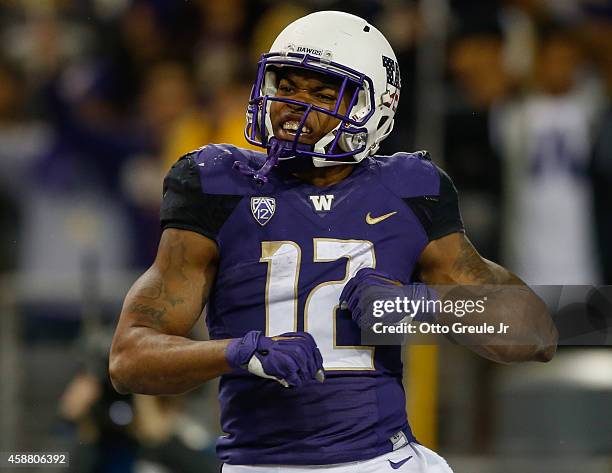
377, 116, 391, 135
377, 116, 389, 129
373, 116, 394, 150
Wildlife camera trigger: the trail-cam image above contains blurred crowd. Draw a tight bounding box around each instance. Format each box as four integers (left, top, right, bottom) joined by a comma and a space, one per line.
443, 0, 612, 286
1, 0, 612, 472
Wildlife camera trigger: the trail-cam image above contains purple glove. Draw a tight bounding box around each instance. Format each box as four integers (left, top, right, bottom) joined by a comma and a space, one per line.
226, 331, 325, 388
340, 268, 436, 329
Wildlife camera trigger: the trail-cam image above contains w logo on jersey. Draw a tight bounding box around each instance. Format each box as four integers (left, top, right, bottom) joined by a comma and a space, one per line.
251, 197, 276, 226
309, 194, 335, 212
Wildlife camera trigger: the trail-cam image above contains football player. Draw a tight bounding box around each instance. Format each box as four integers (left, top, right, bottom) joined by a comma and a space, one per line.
110, 11, 558, 472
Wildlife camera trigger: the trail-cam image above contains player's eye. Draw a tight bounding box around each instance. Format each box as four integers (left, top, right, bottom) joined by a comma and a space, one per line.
315, 92, 337, 103
278, 84, 294, 95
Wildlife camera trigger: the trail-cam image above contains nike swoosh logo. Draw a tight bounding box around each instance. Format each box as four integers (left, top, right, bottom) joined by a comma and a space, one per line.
388, 456, 413, 469
366, 211, 397, 225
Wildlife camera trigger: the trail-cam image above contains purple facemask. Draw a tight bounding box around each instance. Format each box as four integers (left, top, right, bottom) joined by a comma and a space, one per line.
238, 52, 376, 183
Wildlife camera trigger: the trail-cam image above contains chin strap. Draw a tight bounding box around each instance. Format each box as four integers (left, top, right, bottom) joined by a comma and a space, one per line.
233, 138, 284, 185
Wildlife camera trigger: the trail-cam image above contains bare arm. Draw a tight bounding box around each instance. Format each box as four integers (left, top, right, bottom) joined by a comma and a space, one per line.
417, 232, 558, 363
109, 228, 232, 395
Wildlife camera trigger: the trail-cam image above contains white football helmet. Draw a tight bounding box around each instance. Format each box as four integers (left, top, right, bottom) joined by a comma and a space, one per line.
244, 10, 401, 171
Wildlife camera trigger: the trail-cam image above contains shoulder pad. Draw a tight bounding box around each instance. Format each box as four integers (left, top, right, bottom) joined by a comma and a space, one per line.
374, 151, 440, 198
189, 144, 268, 196
372, 151, 439, 198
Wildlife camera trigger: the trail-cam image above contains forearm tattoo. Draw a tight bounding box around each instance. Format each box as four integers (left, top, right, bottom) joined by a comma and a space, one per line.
127, 302, 168, 328
453, 237, 521, 285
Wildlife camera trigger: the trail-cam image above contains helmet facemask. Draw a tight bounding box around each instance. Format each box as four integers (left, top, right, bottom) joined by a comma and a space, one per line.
245, 52, 378, 169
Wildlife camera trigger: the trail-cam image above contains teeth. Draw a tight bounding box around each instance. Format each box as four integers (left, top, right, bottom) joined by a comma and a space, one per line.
282, 121, 311, 134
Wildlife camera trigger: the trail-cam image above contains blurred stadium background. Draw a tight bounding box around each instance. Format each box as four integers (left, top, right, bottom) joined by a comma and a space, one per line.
0, 0, 611, 472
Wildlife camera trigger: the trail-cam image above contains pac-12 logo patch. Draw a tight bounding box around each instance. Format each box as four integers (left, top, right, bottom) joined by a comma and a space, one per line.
251, 197, 276, 226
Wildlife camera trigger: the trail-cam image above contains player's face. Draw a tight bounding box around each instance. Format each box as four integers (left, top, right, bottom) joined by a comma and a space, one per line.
270, 68, 353, 146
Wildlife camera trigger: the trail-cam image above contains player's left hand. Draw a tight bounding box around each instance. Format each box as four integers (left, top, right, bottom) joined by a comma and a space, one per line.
340, 268, 435, 329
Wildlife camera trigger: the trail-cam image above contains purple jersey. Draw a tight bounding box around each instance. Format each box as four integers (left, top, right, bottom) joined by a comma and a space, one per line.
160, 144, 463, 465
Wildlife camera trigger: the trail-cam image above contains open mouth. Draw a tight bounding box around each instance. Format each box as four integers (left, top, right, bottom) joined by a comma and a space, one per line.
282, 120, 312, 136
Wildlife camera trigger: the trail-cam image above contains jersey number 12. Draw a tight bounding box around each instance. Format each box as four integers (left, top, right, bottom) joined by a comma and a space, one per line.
260, 239, 375, 371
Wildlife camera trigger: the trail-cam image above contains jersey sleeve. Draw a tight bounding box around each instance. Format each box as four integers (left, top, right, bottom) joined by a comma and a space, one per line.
404, 165, 464, 241
429, 167, 465, 240
160, 152, 242, 241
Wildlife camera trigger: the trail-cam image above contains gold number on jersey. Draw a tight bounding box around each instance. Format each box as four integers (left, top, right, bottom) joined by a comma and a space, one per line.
261, 239, 376, 371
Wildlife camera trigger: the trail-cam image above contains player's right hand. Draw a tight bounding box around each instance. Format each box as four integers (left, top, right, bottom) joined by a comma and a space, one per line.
225, 331, 325, 388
